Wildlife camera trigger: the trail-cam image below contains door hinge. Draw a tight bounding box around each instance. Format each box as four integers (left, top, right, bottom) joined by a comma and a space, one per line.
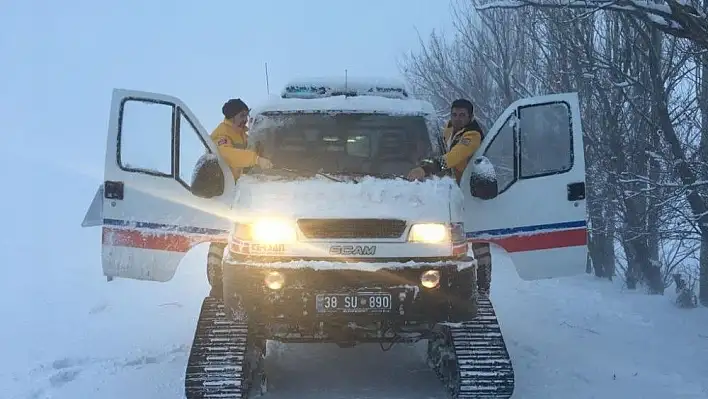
104, 181, 124, 200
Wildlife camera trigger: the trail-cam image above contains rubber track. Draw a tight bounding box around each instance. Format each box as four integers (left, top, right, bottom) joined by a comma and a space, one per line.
185, 296, 250, 399
436, 296, 515, 399
185, 296, 512, 398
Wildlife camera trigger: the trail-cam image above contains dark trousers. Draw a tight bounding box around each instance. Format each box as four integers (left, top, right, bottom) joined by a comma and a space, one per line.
471, 242, 492, 294
207, 242, 227, 296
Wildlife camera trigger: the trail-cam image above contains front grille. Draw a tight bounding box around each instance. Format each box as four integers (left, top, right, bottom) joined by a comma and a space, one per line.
297, 218, 407, 239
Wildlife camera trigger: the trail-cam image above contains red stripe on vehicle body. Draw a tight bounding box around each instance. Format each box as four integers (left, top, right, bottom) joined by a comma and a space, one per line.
104, 226, 587, 255
452, 243, 468, 256
469, 228, 587, 253
102, 227, 226, 252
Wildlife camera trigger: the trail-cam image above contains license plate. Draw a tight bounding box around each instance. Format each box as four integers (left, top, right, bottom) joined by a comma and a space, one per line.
315, 292, 392, 313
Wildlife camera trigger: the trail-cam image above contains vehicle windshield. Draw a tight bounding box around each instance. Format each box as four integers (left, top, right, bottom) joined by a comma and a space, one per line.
248, 112, 433, 178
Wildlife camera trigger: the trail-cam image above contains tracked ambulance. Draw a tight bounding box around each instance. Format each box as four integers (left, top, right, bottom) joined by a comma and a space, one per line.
82, 77, 588, 398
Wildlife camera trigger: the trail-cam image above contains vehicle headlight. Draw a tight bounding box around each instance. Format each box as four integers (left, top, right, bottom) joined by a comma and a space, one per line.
408, 223, 449, 243
420, 270, 441, 289
233, 219, 297, 243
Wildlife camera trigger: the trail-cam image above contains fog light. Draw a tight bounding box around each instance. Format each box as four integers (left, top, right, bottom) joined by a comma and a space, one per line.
264, 271, 285, 290
420, 270, 440, 289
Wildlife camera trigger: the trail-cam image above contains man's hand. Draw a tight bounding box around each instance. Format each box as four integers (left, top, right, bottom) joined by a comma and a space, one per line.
407, 166, 426, 181
256, 156, 273, 169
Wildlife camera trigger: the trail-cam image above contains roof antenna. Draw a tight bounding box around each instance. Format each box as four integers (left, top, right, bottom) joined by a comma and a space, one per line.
265, 62, 271, 95
344, 69, 348, 91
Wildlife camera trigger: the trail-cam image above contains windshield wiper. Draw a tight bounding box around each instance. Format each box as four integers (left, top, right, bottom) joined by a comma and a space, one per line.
280, 167, 343, 183
335, 171, 406, 180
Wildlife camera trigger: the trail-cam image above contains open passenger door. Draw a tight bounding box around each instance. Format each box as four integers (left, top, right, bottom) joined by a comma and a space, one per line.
461, 93, 587, 280
83, 89, 236, 282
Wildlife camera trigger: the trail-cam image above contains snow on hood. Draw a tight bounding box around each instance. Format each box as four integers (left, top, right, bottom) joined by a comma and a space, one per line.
232, 175, 459, 222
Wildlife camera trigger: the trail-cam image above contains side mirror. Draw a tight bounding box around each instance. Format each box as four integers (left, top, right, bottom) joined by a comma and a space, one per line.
191, 153, 225, 198
469, 156, 498, 200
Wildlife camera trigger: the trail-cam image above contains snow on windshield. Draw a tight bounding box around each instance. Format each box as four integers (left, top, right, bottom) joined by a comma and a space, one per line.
232, 175, 461, 221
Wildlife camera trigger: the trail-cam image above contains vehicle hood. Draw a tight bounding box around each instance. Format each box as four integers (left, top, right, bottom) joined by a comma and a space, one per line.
231, 175, 459, 222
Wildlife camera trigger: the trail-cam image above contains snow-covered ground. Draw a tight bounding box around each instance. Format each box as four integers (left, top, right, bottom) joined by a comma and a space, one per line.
3, 206, 707, 399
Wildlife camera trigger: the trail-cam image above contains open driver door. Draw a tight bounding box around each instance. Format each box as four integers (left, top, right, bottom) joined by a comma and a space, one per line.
461, 92, 588, 280
82, 89, 236, 282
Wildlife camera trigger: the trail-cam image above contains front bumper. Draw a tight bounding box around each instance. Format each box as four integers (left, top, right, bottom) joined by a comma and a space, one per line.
222, 255, 477, 324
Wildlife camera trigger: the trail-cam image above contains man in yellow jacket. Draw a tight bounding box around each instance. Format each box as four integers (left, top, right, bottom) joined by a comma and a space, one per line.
406, 98, 492, 297
407, 98, 483, 184
207, 98, 272, 298
210, 98, 273, 181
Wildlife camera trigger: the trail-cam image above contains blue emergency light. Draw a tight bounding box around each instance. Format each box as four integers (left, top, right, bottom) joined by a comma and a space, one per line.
281, 79, 409, 100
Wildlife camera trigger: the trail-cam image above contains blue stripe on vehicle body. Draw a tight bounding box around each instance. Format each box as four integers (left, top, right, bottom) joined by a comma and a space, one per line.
466, 220, 587, 238
104, 218, 587, 240
103, 218, 229, 236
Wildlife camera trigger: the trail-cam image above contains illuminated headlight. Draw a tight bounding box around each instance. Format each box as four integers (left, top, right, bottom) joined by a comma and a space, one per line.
420, 270, 441, 289
408, 223, 449, 243
264, 271, 285, 290
252, 219, 296, 243
234, 219, 297, 243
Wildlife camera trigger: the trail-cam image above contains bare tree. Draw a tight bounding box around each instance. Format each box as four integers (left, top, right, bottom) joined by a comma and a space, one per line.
476, 0, 708, 49
465, 0, 708, 303
402, 0, 708, 302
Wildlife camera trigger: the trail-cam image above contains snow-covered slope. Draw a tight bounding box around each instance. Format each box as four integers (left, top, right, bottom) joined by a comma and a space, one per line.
3, 228, 707, 398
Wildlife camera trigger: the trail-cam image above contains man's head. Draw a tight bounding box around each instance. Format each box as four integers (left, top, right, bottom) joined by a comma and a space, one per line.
222, 98, 249, 128
450, 98, 474, 131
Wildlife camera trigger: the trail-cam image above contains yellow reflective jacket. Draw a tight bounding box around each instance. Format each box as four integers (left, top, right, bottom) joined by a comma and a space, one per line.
422, 119, 484, 184
210, 119, 258, 181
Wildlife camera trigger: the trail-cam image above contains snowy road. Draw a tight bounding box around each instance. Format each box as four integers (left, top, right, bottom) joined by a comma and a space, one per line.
3, 231, 708, 399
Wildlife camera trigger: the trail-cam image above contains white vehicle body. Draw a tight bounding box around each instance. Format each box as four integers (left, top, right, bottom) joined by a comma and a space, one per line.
227, 175, 465, 262
82, 78, 588, 283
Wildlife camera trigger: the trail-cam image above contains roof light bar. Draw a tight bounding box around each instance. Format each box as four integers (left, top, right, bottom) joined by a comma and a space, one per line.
281, 78, 409, 100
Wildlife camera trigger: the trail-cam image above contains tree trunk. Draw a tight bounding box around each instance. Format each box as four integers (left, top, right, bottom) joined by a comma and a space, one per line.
701, 234, 708, 306
645, 26, 708, 299
621, 228, 640, 289
697, 21, 708, 305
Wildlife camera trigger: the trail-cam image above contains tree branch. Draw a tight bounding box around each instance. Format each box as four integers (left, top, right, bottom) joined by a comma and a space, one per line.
476, 0, 708, 49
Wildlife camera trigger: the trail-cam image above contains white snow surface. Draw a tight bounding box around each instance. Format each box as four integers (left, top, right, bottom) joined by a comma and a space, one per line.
471, 156, 496, 180
4, 225, 708, 399
232, 175, 460, 222
3, 167, 708, 399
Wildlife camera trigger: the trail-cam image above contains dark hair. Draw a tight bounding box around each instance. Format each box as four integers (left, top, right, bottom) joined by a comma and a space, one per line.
222, 98, 249, 119
451, 98, 474, 115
